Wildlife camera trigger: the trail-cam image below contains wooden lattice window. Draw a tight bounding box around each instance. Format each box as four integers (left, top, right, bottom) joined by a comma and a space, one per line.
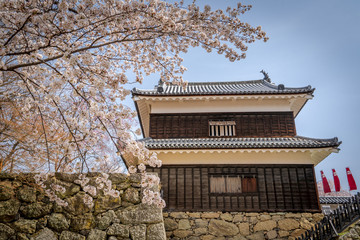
209, 120, 236, 137
210, 175, 257, 194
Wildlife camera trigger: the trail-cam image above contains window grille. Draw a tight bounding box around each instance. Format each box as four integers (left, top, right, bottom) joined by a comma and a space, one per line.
210, 175, 257, 194
209, 120, 236, 137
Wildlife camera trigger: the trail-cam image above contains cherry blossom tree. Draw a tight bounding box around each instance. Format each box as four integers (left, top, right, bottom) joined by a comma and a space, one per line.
0, 0, 268, 207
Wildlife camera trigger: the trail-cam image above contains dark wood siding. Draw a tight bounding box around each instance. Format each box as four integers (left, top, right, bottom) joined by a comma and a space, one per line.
148, 164, 320, 212
149, 112, 296, 139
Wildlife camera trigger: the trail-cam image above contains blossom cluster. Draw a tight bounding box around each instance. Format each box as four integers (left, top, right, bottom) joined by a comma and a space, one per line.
74, 173, 120, 208
34, 173, 68, 207
142, 188, 166, 209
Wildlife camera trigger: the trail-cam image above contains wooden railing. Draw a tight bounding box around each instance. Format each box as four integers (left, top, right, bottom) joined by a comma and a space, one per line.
296, 193, 360, 240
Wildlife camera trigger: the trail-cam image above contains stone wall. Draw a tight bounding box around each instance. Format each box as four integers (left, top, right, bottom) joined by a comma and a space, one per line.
163, 211, 324, 240
338, 219, 360, 240
0, 173, 166, 240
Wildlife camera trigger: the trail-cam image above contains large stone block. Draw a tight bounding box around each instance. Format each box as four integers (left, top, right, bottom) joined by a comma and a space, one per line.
20, 202, 52, 218
187, 237, 201, 240
178, 219, 191, 229
130, 224, 146, 240
107, 223, 130, 237
54, 173, 78, 183
16, 233, 28, 240
31, 228, 57, 240
169, 212, 188, 219
285, 213, 302, 218
248, 216, 258, 224
195, 219, 209, 228
259, 214, 271, 221
278, 230, 290, 237
164, 218, 178, 231
271, 215, 282, 221
117, 204, 163, 224
147, 223, 166, 240
87, 229, 106, 240
266, 230, 277, 239
129, 174, 141, 183
237, 222, 250, 236
64, 192, 91, 215
247, 232, 265, 240
300, 217, 314, 230
54, 180, 80, 199
173, 229, 193, 238
122, 188, 140, 204
220, 213, 233, 222
59, 231, 85, 240
253, 220, 276, 232
302, 213, 312, 218
0, 223, 15, 240
229, 234, 247, 240
246, 213, 259, 217
313, 213, 324, 222
48, 213, 69, 232
13, 219, 37, 234
208, 219, 239, 237
278, 218, 300, 230
202, 212, 220, 219
0, 199, 20, 222
188, 212, 201, 218
108, 173, 128, 185
200, 235, 215, 240
194, 227, 207, 236
96, 210, 116, 230
17, 186, 37, 203
0, 185, 14, 201
94, 195, 121, 214
69, 213, 94, 231
290, 229, 307, 239
232, 214, 244, 223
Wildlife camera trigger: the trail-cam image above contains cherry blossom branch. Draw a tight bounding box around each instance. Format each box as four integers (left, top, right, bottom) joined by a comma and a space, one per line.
3, 15, 32, 47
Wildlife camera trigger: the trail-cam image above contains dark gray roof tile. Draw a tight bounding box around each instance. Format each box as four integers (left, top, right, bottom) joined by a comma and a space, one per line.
132, 80, 314, 96
320, 197, 352, 204
139, 136, 341, 150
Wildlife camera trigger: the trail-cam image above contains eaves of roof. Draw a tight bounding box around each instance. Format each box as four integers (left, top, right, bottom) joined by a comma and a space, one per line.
319, 196, 352, 204
139, 136, 341, 150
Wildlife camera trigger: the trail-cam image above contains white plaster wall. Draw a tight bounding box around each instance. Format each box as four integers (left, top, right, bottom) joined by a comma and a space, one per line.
154, 149, 332, 166
150, 99, 291, 114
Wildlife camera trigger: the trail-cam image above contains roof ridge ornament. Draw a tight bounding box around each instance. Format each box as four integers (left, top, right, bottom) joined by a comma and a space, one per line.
157, 78, 165, 92
260, 70, 271, 83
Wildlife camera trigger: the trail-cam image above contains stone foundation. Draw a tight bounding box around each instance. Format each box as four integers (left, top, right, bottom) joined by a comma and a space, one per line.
0, 173, 166, 240
163, 211, 324, 240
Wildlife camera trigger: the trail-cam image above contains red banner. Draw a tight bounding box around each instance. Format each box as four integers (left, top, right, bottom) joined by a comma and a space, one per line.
332, 169, 341, 192
346, 167, 357, 191
321, 170, 331, 193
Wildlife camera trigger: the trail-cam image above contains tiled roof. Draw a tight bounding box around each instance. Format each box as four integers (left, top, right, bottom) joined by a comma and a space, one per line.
139, 136, 341, 150
132, 79, 314, 96
319, 196, 352, 204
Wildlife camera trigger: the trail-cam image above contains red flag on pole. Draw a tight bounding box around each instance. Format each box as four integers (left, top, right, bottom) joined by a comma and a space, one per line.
332, 169, 341, 192
321, 170, 331, 193
346, 167, 357, 191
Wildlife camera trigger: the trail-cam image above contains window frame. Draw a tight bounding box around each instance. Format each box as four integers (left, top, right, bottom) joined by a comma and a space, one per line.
208, 120, 236, 137
209, 173, 258, 196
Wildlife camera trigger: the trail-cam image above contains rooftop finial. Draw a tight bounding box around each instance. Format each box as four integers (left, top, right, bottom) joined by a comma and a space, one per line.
157, 78, 165, 92
260, 70, 271, 83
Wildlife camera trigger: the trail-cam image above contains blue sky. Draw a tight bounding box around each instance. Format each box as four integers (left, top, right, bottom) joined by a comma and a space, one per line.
128, 0, 360, 193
